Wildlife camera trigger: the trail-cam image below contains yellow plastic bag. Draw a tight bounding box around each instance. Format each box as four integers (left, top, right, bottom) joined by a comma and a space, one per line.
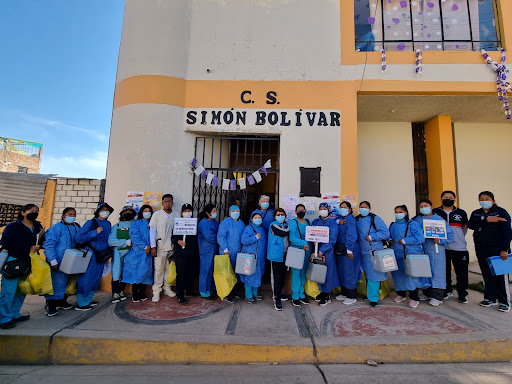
331, 286, 342, 296
65, 275, 77, 296
356, 272, 390, 300
166, 261, 177, 286
17, 252, 54, 295
213, 254, 237, 300
304, 279, 321, 299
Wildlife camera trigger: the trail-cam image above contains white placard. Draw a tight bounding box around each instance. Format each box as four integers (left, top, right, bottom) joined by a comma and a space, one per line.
423, 219, 447, 239
173, 218, 198, 235
305, 226, 330, 243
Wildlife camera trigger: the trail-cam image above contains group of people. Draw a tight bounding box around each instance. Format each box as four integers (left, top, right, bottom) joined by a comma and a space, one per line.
0, 189, 510, 329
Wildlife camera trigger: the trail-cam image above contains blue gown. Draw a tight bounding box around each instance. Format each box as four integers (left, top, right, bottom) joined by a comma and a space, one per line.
389, 220, 429, 292
311, 217, 340, 293
122, 219, 153, 285
413, 214, 454, 290
217, 217, 246, 269
198, 218, 219, 295
75, 218, 112, 296
239, 224, 267, 288
334, 214, 361, 290
251, 209, 275, 233
43, 221, 79, 300
108, 220, 134, 281
357, 214, 390, 282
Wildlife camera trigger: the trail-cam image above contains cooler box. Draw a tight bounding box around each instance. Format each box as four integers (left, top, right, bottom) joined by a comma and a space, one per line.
117, 228, 130, 240
404, 254, 432, 277
235, 253, 256, 275
285, 247, 306, 270
371, 248, 398, 273
487, 255, 512, 276
59, 249, 92, 274
306, 261, 327, 284
0, 249, 8, 270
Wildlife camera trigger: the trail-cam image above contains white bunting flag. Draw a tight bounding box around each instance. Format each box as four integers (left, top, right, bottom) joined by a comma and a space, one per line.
193, 165, 205, 176
238, 177, 246, 190
206, 173, 214, 185
264, 159, 271, 169
252, 170, 262, 183
222, 178, 230, 190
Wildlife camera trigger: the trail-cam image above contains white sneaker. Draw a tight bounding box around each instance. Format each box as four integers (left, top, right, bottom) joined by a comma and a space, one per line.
163, 289, 176, 298
343, 298, 357, 305
429, 298, 442, 307
152, 293, 161, 303
335, 294, 347, 301
419, 294, 428, 301
394, 296, 406, 303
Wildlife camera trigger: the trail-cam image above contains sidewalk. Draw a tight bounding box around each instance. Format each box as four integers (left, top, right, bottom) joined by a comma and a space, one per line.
1, 274, 511, 365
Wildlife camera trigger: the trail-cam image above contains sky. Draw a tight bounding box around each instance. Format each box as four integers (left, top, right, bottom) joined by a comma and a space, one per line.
0, 0, 125, 179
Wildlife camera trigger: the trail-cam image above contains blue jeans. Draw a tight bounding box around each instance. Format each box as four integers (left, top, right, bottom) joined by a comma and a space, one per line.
367, 280, 380, 303
0, 273, 26, 324
291, 265, 307, 300
244, 284, 258, 299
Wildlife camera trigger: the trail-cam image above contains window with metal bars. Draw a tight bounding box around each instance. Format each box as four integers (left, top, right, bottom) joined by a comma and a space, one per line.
354, 0, 500, 52
412, 123, 429, 210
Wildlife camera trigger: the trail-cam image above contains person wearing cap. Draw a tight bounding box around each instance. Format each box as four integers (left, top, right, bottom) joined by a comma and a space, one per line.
171, 204, 199, 304
217, 205, 245, 303
149, 194, 180, 303
108, 206, 136, 304
75, 202, 113, 311
251, 195, 275, 233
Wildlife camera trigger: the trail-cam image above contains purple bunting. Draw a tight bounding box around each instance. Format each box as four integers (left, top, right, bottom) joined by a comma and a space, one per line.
368, 16, 375, 25
191, 158, 197, 167
201, 170, 208, 180
452, 4, 459, 11
400, 1, 407, 8
247, 175, 255, 185
260, 166, 267, 176
212, 176, 219, 187
427, 2, 435, 8
230, 179, 236, 191
392, 18, 400, 24
397, 43, 406, 51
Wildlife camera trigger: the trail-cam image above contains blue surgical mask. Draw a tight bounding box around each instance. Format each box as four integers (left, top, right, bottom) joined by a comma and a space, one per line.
210, 213, 217, 219
360, 208, 370, 217
143, 212, 152, 220
64, 216, 76, 224
480, 201, 493, 210
276, 215, 285, 224
253, 218, 263, 226
420, 207, 432, 216
339, 208, 350, 217
261, 202, 269, 210
231, 211, 240, 220
395, 213, 406, 221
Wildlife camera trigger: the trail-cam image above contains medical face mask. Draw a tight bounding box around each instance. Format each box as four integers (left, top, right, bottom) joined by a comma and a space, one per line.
442, 199, 455, 207
359, 208, 370, 217
143, 212, 152, 220
420, 207, 432, 216
319, 210, 329, 218
210, 213, 217, 219
395, 213, 406, 221
64, 216, 76, 224
276, 215, 285, 224
261, 202, 269, 210
183, 212, 193, 218
99, 211, 110, 219
480, 201, 493, 210
296, 211, 306, 219
26, 212, 38, 221
253, 218, 263, 226
231, 211, 240, 220
339, 208, 350, 217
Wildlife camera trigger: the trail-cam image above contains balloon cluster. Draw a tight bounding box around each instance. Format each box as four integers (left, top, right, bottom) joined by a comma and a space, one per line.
415, 49, 423, 75
482, 48, 511, 119
382, 49, 387, 73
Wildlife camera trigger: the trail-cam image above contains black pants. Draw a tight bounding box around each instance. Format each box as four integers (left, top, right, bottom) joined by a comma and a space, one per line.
111, 280, 126, 295
132, 284, 147, 300
271, 261, 286, 300
175, 253, 194, 300
476, 246, 511, 305
396, 288, 420, 301
341, 286, 357, 299
423, 287, 444, 301
445, 250, 469, 298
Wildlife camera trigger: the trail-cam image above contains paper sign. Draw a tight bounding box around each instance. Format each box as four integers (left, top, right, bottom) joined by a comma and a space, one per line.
321, 193, 340, 215
252, 171, 262, 183
125, 191, 144, 213
238, 178, 246, 190
173, 218, 198, 235
423, 219, 447, 239
304, 198, 316, 214
194, 165, 205, 176
283, 194, 299, 207
206, 173, 214, 185
222, 179, 230, 190
305, 226, 330, 243
143, 192, 162, 211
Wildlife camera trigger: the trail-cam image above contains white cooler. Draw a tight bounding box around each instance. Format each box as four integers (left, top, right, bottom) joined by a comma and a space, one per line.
404, 254, 432, 277
371, 248, 398, 273
306, 261, 327, 284
235, 253, 257, 275
59, 249, 92, 274
285, 247, 306, 270
0, 249, 8, 270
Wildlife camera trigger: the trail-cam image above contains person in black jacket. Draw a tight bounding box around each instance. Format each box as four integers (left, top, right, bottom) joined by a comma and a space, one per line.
171, 204, 199, 304
0, 204, 43, 329
468, 191, 511, 313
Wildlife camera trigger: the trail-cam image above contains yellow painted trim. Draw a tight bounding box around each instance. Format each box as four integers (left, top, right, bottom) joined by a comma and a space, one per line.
340, 82, 358, 200
424, 116, 457, 206
39, 179, 56, 230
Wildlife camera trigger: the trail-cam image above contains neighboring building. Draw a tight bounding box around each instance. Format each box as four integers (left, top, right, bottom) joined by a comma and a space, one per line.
105, 0, 512, 260
0, 137, 43, 174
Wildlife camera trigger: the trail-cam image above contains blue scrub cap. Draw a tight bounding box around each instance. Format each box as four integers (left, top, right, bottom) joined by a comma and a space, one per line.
229, 205, 240, 213
319, 202, 330, 210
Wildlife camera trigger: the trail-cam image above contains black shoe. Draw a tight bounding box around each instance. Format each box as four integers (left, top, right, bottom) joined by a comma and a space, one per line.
319, 297, 331, 306
223, 295, 235, 304
498, 304, 510, 313
90, 301, 99, 307
178, 297, 188, 305
280, 295, 289, 301
111, 294, 121, 304
45, 304, 58, 317
119, 293, 128, 301
254, 295, 263, 301
14, 315, 30, 322
75, 304, 92, 311
480, 299, 497, 307
274, 298, 283, 311
315, 295, 322, 302
0, 320, 16, 329
370, 302, 379, 308
292, 299, 301, 307
458, 296, 468, 304
245, 297, 256, 304
56, 300, 73, 310
299, 297, 310, 305
132, 296, 141, 303
206, 295, 217, 301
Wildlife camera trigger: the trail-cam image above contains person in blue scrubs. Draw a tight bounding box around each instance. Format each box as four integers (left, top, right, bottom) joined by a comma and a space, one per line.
289, 204, 311, 307
240, 213, 267, 305
334, 201, 361, 305
413, 199, 453, 307
312, 203, 339, 306
356, 201, 390, 308
389, 205, 427, 309
251, 195, 274, 234
0, 204, 42, 329
198, 204, 219, 300
122, 205, 153, 303
217, 205, 245, 303
75, 203, 113, 311
108, 206, 136, 303
43, 207, 80, 316
267, 208, 290, 311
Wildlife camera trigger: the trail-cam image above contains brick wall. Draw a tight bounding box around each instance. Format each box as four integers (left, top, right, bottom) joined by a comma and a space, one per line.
0, 149, 41, 173
52, 178, 105, 225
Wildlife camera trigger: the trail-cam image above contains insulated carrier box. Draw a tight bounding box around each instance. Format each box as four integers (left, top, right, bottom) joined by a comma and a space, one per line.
59, 249, 92, 274
371, 248, 398, 273
285, 247, 306, 270
404, 254, 432, 277
487, 255, 512, 276
306, 260, 327, 284
0, 249, 7, 270
235, 253, 256, 275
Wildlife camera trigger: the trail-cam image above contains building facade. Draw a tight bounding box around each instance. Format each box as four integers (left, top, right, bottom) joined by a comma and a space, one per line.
106, 0, 512, 260
1, 137, 42, 174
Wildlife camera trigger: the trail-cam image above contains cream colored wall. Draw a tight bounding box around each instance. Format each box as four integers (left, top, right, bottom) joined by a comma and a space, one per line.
358, 122, 416, 226
455, 123, 512, 261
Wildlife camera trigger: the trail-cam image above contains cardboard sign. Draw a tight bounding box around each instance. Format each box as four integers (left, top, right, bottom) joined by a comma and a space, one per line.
305, 226, 330, 243
423, 219, 447, 239
173, 218, 198, 235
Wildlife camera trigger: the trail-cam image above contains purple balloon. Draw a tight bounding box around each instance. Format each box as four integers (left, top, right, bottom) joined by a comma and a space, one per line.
452, 4, 459, 11
392, 18, 400, 24
368, 16, 375, 25
400, 1, 407, 8
397, 43, 406, 51
456, 45, 460, 49
427, 34, 431, 38
427, 2, 435, 8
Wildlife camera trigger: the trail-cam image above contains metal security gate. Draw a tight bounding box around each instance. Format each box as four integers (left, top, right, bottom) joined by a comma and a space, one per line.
191, 137, 280, 224
412, 123, 429, 209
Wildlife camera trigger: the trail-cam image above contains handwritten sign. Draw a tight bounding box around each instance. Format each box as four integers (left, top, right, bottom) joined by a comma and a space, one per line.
173, 218, 198, 236
305, 226, 330, 243
423, 219, 447, 239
